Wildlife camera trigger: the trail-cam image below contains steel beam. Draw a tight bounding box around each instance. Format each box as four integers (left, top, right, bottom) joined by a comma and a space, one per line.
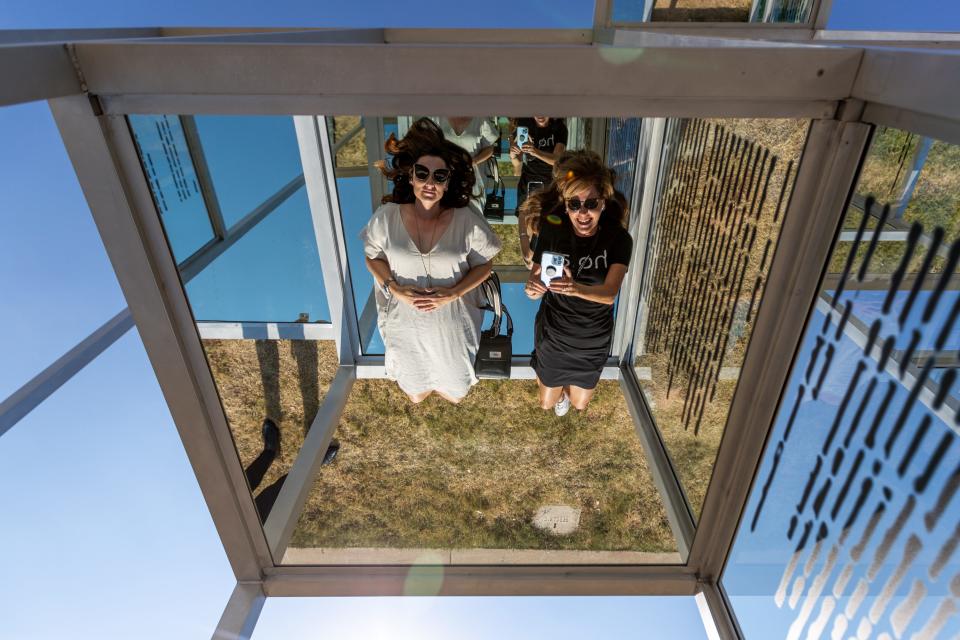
854, 48, 960, 125
0, 308, 134, 436
622, 117, 666, 363
687, 119, 872, 579
48, 94, 273, 581
212, 582, 265, 640
0, 43, 82, 107
196, 321, 335, 341
263, 564, 697, 597
68, 34, 861, 116
620, 366, 696, 558
696, 581, 743, 640
294, 115, 360, 365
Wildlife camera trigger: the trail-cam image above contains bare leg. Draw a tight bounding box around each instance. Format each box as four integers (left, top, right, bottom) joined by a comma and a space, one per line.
536, 376, 565, 410
406, 389, 433, 404
567, 384, 597, 411
435, 389, 463, 404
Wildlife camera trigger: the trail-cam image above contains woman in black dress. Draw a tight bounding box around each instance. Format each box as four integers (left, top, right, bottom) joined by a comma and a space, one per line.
523, 151, 632, 415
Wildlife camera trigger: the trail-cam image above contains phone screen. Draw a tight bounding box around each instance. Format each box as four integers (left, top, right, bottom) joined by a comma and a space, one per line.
516, 126, 529, 147
540, 251, 565, 287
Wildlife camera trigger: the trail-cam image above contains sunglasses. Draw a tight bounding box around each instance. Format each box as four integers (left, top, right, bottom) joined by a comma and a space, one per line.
565, 197, 603, 212
412, 164, 450, 185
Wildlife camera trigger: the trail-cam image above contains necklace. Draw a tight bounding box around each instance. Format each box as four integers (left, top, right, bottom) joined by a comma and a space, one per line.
412, 207, 442, 289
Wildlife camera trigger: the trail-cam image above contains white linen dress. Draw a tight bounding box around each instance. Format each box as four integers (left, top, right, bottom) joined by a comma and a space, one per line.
361, 202, 502, 399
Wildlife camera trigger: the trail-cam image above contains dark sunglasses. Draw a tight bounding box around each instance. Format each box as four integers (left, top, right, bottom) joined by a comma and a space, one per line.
566, 197, 603, 212
412, 163, 450, 185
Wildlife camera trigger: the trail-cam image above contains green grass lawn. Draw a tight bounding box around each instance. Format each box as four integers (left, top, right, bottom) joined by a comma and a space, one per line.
204, 339, 676, 555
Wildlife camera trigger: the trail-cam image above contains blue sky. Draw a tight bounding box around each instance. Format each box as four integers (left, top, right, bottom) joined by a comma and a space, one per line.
2, 1, 958, 639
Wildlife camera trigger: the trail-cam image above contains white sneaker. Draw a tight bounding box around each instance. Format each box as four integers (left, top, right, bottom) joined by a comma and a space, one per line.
554, 392, 571, 417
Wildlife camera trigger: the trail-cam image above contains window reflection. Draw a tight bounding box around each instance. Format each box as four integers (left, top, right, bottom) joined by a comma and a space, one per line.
725, 126, 960, 639
634, 118, 807, 520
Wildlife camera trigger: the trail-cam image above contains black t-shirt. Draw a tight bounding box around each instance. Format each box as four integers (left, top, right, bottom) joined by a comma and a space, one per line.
517, 118, 568, 185
533, 217, 633, 343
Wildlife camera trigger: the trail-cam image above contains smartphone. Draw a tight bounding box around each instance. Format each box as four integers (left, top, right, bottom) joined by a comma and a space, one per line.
516, 126, 530, 148
526, 181, 544, 197
540, 251, 566, 287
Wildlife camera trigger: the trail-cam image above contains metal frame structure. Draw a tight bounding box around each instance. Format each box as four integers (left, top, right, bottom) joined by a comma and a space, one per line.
3, 7, 960, 637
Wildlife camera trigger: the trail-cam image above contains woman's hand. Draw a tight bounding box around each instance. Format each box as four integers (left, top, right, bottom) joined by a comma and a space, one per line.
509, 143, 522, 160
521, 142, 538, 159
390, 283, 426, 308
525, 277, 548, 300
547, 267, 580, 298
413, 287, 459, 312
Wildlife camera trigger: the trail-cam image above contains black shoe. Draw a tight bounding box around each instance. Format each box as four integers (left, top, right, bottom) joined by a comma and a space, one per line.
322, 439, 340, 466
262, 419, 281, 456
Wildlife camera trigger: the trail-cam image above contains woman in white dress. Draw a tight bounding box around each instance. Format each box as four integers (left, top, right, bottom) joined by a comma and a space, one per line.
432, 116, 499, 215
361, 118, 502, 403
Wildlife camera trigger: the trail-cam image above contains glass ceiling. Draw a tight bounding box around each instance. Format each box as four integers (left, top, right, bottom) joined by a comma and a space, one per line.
127, 111, 823, 571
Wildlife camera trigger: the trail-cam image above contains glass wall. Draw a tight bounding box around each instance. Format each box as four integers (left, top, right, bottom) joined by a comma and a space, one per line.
634, 117, 807, 520
724, 126, 960, 639
612, 0, 815, 23
129, 114, 336, 531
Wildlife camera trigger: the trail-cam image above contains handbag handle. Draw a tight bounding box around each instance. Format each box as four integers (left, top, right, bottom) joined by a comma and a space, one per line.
479, 271, 513, 338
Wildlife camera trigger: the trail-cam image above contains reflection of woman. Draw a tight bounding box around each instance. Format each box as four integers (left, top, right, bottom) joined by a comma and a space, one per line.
524, 151, 632, 415
510, 117, 568, 266
432, 117, 499, 215
361, 118, 502, 403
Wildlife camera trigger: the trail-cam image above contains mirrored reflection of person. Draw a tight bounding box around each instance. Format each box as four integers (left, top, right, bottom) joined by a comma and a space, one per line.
510, 117, 568, 266
523, 150, 632, 416
361, 118, 502, 404
432, 117, 499, 216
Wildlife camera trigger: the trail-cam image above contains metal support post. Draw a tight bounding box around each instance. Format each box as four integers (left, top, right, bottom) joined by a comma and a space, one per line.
619, 365, 696, 558
294, 115, 361, 364
696, 581, 743, 640
212, 582, 265, 640
687, 119, 872, 578
0, 308, 134, 436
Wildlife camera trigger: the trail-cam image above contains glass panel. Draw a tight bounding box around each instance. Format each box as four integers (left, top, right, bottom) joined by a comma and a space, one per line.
611, 0, 814, 23
129, 114, 329, 324
634, 118, 807, 519
253, 597, 708, 637
128, 115, 213, 262
206, 337, 340, 525
129, 114, 335, 539
183, 187, 330, 322
337, 116, 617, 358
284, 379, 679, 564
725, 126, 960, 639
828, 0, 960, 32
193, 115, 304, 229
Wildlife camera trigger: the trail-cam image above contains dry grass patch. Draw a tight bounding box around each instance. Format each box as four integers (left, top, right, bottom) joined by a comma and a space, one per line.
203, 339, 339, 500
491, 223, 524, 266
291, 378, 676, 553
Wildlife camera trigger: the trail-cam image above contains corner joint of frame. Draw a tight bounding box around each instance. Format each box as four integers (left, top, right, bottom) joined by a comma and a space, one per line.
835, 99, 865, 123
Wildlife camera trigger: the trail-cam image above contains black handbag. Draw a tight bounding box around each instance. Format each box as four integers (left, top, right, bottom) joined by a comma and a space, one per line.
474, 272, 513, 379
483, 157, 506, 221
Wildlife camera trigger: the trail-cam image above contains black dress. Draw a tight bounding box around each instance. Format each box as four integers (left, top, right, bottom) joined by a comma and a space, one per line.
531, 216, 633, 389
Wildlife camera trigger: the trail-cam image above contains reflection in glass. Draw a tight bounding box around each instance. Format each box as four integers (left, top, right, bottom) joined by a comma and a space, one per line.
204, 338, 339, 524
130, 114, 329, 323
725, 127, 960, 639
284, 379, 679, 564
634, 118, 807, 519
337, 116, 610, 357
612, 0, 814, 23
129, 115, 213, 262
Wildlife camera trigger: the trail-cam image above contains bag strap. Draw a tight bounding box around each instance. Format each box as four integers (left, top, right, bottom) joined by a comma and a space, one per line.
484, 156, 503, 198
480, 271, 513, 338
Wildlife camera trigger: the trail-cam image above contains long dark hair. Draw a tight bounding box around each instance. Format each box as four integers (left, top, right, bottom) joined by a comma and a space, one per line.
520, 149, 628, 237
377, 117, 475, 209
